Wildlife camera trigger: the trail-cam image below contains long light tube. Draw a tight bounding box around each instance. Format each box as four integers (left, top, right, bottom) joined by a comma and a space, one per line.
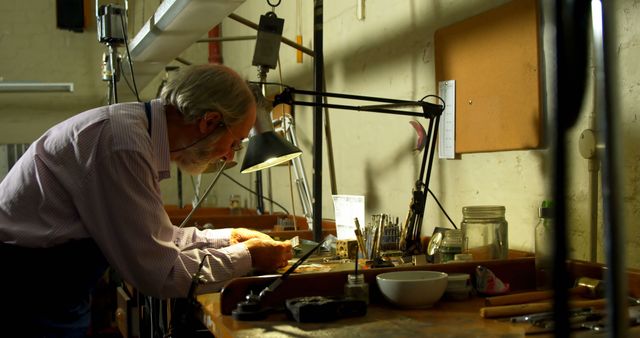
0, 82, 74, 93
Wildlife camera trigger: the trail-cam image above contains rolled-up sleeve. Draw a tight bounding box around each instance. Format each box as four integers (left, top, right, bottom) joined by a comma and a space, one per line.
172, 227, 231, 250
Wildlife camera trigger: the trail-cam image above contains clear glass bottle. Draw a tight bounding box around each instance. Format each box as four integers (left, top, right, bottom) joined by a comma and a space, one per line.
461, 206, 509, 260
436, 229, 463, 263
344, 273, 369, 304
229, 194, 241, 215
535, 201, 554, 289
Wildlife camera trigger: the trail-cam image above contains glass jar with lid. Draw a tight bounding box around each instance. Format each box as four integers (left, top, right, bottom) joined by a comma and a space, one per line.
436, 229, 463, 263
344, 273, 369, 304
461, 206, 508, 260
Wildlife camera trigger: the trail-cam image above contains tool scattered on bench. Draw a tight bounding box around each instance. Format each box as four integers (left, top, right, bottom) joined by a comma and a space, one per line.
480, 298, 607, 318
484, 276, 604, 307
231, 239, 325, 320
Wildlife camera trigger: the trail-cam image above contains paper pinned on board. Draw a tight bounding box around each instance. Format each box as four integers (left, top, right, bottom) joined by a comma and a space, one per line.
332, 195, 365, 240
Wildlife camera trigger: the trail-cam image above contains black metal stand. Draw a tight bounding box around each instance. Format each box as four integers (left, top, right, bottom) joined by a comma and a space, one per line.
312, 0, 324, 243
272, 86, 444, 248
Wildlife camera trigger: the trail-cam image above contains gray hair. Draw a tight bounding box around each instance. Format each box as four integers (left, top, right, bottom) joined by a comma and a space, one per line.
160, 64, 254, 125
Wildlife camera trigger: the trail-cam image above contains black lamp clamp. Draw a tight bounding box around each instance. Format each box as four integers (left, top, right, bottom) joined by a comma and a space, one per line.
271, 85, 445, 257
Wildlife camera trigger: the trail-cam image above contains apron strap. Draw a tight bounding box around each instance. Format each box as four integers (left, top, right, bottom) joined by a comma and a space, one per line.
144, 101, 152, 136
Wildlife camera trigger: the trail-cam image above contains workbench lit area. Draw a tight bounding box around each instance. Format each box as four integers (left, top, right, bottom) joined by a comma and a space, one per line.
195, 258, 640, 337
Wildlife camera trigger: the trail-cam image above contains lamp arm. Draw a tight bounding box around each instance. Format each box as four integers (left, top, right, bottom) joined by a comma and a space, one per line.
272, 86, 444, 119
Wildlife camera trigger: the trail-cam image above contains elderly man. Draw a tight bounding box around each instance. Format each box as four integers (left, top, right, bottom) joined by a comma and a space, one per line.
0, 64, 292, 337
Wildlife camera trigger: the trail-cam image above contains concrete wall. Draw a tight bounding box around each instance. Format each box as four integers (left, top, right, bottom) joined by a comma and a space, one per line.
1, 0, 638, 268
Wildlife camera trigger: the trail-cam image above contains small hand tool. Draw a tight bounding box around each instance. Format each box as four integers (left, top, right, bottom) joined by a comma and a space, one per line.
353, 217, 368, 259
509, 307, 592, 323
484, 276, 604, 306
480, 299, 607, 318
485, 287, 587, 307
232, 239, 325, 320
285, 296, 367, 323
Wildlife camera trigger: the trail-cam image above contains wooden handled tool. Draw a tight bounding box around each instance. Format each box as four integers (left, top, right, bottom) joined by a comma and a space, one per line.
484, 286, 589, 306
479, 298, 607, 318
484, 276, 604, 306
353, 218, 368, 259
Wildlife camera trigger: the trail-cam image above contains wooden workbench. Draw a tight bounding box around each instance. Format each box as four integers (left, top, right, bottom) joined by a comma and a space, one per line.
195, 258, 640, 337
197, 293, 532, 337
164, 206, 336, 240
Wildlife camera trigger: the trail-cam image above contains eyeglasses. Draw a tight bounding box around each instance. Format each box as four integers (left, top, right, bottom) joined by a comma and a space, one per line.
221, 122, 244, 152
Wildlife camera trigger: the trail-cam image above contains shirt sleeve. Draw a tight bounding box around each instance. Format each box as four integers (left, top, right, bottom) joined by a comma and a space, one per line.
172, 227, 232, 250
75, 149, 252, 298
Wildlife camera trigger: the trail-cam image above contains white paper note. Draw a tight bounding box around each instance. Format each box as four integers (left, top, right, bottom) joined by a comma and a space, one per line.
332, 195, 365, 240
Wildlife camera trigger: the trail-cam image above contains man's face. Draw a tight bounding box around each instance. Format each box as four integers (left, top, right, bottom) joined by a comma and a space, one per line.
175, 105, 257, 175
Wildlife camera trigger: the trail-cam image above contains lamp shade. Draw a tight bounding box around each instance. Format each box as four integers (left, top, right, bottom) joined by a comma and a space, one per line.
240, 131, 302, 173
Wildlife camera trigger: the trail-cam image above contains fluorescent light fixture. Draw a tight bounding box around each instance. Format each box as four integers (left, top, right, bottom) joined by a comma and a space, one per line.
126, 0, 245, 89
0, 82, 74, 93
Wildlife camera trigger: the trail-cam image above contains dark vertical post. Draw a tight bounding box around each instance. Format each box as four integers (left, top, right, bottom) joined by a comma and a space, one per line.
600, 1, 628, 335
255, 172, 265, 214
553, 1, 589, 336
312, 0, 324, 242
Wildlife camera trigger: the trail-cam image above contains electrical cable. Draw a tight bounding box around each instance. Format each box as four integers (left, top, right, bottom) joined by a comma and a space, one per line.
169, 123, 224, 153
166, 253, 213, 338
156, 79, 167, 99
119, 13, 140, 102
174, 57, 193, 66
222, 172, 290, 215
119, 64, 137, 97
286, 163, 298, 230
427, 189, 457, 229
419, 94, 446, 112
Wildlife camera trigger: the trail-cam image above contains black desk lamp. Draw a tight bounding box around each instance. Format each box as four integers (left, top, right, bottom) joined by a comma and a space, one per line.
240, 86, 303, 174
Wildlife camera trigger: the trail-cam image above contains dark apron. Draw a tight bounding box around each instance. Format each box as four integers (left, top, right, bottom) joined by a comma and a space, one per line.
0, 239, 109, 337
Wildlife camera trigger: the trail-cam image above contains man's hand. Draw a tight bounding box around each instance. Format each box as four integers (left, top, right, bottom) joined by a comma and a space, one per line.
243, 238, 293, 272
230, 228, 273, 244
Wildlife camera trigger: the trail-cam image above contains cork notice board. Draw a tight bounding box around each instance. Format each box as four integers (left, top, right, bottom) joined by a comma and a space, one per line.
435, 0, 542, 153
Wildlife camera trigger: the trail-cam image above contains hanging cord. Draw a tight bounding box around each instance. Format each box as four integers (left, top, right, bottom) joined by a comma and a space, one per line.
427, 189, 457, 229
222, 173, 290, 214
419, 94, 446, 111
287, 163, 298, 230
166, 253, 213, 338
118, 13, 140, 102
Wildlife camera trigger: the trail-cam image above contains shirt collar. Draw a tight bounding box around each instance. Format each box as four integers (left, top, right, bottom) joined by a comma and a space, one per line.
149, 98, 171, 180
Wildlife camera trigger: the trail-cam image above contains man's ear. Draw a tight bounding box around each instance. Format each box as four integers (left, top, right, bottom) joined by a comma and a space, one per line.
199, 111, 222, 133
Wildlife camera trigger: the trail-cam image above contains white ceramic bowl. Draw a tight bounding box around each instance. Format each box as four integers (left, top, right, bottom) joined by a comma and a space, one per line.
376, 271, 448, 308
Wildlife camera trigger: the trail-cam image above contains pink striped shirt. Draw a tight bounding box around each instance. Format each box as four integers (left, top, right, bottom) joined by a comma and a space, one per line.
0, 99, 252, 297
